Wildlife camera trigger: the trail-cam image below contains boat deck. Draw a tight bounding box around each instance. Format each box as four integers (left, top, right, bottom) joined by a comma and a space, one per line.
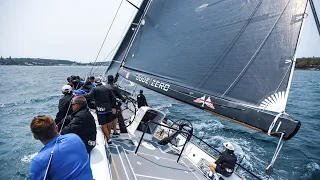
108, 131, 209, 180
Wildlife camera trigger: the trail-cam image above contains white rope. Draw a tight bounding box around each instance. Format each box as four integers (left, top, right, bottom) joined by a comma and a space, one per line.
43, 98, 73, 180
267, 112, 284, 135
266, 132, 285, 174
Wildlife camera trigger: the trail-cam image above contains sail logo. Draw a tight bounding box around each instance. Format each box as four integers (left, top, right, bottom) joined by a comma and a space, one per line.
135, 74, 170, 91
193, 95, 215, 109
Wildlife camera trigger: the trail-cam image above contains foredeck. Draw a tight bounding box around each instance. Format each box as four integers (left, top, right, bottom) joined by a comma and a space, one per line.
108, 131, 209, 180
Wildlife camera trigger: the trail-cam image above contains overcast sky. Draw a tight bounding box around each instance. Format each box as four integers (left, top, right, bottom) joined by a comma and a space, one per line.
0, 0, 319, 63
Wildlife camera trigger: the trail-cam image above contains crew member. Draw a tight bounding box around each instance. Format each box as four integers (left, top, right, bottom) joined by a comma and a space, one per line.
88, 76, 96, 89
208, 142, 237, 179
106, 75, 126, 134
83, 81, 116, 144
59, 96, 96, 153
137, 90, 148, 108
30, 115, 93, 180
79, 81, 92, 93
55, 85, 73, 125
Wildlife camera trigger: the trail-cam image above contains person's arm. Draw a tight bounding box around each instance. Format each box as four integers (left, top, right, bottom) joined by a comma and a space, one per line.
30, 159, 44, 180
54, 99, 65, 124
57, 115, 72, 131
109, 89, 117, 114
83, 88, 96, 99
143, 95, 148, 106
114, 86, 125, 101
60, 115, 83, 134
215, 152, 225, 166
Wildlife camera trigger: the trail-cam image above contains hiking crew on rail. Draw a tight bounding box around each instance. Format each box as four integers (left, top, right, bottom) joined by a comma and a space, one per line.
30, 75, 149, 179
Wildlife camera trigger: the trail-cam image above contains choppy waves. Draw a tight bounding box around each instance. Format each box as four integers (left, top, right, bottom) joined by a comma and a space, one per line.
0, 94, 61, 108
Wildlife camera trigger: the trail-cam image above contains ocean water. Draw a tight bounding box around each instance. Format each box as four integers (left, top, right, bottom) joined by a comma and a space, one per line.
0, 66, 319, 180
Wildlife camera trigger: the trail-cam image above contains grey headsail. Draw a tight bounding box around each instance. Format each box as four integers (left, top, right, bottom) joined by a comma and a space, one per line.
106, 0, 150, 78
119, 0, 308, 140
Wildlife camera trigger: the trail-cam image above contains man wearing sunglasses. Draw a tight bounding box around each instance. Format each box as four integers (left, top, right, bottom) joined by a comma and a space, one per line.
59, 96, 97, 153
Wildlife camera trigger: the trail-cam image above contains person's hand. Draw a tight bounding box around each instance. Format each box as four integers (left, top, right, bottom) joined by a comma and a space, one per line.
112, 108, 116, 114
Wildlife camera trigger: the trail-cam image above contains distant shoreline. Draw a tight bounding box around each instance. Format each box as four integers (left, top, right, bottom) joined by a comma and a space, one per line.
0, 57, 109, 66
1, 57, 319, 70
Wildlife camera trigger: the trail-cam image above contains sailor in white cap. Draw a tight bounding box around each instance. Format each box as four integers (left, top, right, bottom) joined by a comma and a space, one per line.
208, 142, 237, 180
54, 85, 73, 125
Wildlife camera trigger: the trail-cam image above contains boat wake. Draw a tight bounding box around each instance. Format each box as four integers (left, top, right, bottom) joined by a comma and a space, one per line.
21, 153, 38, 163
300, 162, 320, 180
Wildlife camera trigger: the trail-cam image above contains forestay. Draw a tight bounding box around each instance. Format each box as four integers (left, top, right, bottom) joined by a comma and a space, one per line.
106, 0, 150, 78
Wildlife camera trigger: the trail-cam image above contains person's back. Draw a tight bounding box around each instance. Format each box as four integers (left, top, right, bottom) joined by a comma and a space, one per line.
85, 85, 115, 111
61, 100, 97, 153
137, 90, 148, 108
30, 133, 93, 180
214, 150, 236, 177
83, 84, 116, 144
55, 85, 73, 124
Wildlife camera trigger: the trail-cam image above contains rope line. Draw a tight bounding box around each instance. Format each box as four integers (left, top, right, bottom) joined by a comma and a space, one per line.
90, 0, 124, 75
43, 99, 73, 180
93, 9, 137, 75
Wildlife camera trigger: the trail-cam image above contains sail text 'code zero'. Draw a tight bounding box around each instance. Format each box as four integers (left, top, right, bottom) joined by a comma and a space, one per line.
136, 74, 170, 91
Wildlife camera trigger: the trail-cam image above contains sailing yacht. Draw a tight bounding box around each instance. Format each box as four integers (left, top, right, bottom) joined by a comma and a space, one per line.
86, 0, 320, 179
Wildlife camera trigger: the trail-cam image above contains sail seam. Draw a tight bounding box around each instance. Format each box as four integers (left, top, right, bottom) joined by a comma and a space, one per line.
221, 0, 292, 98
193, 0, 263, 89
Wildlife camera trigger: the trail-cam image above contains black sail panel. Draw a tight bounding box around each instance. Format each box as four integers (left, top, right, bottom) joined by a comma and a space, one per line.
106, 0, 149, 77
122, 0, 307, 112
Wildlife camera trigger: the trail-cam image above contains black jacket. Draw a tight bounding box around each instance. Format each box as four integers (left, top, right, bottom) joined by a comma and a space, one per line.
137, 93, 148, 108
55, 93, 73, 125
84, 85, 116, 112
79, 85, 91, 93
60, 107, 97, 153
216, 150, 237, 176
106, 83, 124, 108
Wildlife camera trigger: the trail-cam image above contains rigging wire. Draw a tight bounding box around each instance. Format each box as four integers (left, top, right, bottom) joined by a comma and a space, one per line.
309, 0, 320, 36
221, 0, 291, 97
125, 0, 144, 14
92, 9, 137, 75
89, 0, 124, 75
193, 0, 263, 90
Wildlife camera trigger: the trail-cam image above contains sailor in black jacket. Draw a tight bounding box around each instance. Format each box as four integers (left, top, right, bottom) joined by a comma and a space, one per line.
55, 85, 73, 125
59, 96, 96, 153
83, 82, 116, 144
137, 90, 148, 108
208, 142, 237, 179
106, 75, 127, 134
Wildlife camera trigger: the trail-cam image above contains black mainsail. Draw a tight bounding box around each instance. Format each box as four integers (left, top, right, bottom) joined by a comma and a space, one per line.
116, 0, 309, 140
106, 0, 150, 78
